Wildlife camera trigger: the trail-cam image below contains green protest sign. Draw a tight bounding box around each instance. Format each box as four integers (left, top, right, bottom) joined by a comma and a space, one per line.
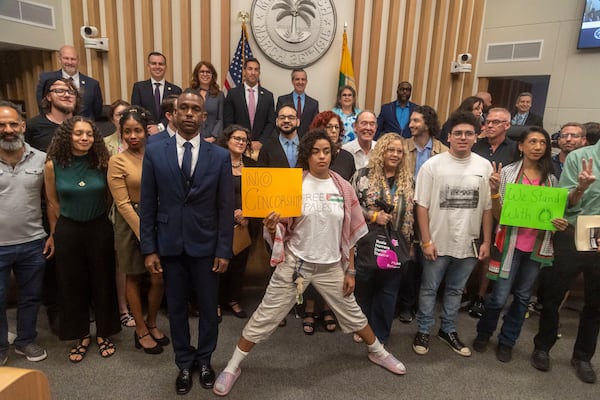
499, 183, 568, 230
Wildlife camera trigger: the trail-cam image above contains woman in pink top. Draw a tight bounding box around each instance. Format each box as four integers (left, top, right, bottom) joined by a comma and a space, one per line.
474, 127, 568, 362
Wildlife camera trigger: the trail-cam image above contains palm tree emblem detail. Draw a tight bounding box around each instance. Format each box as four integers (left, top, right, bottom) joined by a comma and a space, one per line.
272, 0, 317, 43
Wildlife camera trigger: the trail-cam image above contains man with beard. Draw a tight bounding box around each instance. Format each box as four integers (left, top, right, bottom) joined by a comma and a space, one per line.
35, 45, 103, 120
26, 78, 79, 152
376, 81, 418, 139
552, 123, 587, 179
0, 101, 50, 365
140, 89, 233, 395
257, 104, 300, 168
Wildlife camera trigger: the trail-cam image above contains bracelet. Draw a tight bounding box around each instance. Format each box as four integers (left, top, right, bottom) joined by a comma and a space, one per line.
491, 193, 500, 199
345, 269, 356, 276
371, 211, 379, 223
421, 240, 433, 249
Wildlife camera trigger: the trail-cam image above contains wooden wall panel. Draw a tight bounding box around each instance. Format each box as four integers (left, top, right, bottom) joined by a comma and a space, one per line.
364, 0, 384, 109
381, 0, 402, 102
181, 0, 192, 87
2, 0, 485, 123
200, 0, 211, 62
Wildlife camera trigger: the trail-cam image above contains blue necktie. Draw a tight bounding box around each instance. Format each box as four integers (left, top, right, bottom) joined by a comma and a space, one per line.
182, 141, 193, 181
285, 140, 297, 168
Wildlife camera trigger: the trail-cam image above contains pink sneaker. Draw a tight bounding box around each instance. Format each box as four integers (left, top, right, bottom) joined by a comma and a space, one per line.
213, 368, 241, 397
368, 353, 406, 375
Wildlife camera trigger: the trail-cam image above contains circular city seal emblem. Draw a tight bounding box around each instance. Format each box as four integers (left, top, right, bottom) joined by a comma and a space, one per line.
250, 0, 336, 68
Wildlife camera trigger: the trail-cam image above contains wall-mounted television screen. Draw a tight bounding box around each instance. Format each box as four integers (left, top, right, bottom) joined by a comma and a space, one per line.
579, 0, 600, 48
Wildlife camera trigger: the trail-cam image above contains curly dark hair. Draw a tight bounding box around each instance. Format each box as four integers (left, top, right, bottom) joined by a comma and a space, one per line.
46, 116, 110, 169
411, 105, 440, 138
40, 78, 81, 115
446, 111, 480, 133
297, 128, 335, 170
190, 61, 220, 96
119, 106, 152, 137
218, 124, 252, 156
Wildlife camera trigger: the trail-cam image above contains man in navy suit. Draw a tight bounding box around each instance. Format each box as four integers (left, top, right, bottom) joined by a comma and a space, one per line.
276, 68, 319, 137
131, 52, 182, 128
376, 81, 418, 139
223, 58, 276, 153
35, 45, 103, 120
140, 89, 234, 395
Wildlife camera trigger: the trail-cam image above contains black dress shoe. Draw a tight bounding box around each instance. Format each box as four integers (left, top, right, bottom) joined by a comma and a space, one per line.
199, 364, 215, 389
176, 368, 193, 395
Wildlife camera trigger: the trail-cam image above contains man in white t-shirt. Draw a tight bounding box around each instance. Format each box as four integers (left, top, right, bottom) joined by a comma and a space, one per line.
412, 111, 493, 357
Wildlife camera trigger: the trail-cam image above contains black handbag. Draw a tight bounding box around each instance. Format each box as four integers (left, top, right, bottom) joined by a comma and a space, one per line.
355, 222, 411, 270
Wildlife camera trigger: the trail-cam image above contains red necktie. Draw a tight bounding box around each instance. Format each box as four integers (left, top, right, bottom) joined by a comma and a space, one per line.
297, 96, 302, 118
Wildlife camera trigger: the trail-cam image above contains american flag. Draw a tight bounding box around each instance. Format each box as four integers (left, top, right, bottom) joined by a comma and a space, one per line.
223, 23, 254, 95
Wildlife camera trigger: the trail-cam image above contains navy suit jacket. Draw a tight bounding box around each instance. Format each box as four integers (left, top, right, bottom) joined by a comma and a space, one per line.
257, 136, 295, 168
276, 93, 319, 137
130, 79, 182, 124
139, 136, 234, 259
36, 70, 103, 120
146, 130, 171, 145
376, 100, 418, 139
223, 85, 276, 144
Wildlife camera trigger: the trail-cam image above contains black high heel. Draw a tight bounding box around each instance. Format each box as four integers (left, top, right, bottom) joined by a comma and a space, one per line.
134, 331, 163, 354
147, 324, 170, 347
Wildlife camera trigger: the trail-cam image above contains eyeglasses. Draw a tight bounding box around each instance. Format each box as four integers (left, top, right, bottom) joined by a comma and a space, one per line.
484, 119, 507, 126
450, 130, 476, 138
230, 136, 249, 144
49, 88, 76, 96
277, 115, 297, 121
559, 133, 583, 139
0, 121, 22, 131
341, 93, 353, 97
198, 70, 212, 75
325, 124, 340, 131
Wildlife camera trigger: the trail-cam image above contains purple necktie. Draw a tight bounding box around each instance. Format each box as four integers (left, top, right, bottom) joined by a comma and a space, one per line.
248, 88, 256, 128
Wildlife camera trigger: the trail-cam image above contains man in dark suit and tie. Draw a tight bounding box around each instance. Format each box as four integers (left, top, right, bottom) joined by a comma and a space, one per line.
35, 45, 103, 120
223, 58, 276, 153
131, 52, 182, 128
376, 81, 418, 139
276, 68, 319, 137
257, 104, 300, 168
510, 92, 544, 127
140, 89, 234, 395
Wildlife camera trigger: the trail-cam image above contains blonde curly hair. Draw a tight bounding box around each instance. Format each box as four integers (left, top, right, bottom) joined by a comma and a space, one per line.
367, 133, 413, 197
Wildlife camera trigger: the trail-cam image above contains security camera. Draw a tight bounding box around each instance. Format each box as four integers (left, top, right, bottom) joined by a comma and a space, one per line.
458, 53, 472, 63
450, 53, 472, 74
80, 26, 98, 38
80, 25, 109, 52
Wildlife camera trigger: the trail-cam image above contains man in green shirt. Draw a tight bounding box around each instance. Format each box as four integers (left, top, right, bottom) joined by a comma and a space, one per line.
531, 136, 600, 384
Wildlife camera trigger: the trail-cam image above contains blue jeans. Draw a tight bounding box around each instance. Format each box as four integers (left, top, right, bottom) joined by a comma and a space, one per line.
477, 249, 540, 347
355, 266, 403, 344
417, 255, 477, 334
0, 239, 46, 353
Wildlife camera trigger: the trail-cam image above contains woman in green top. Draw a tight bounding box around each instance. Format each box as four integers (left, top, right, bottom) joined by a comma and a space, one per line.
44, 116, 121, 363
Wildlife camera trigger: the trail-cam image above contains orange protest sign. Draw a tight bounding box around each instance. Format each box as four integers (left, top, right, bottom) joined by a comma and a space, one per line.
242, 168, 303, 217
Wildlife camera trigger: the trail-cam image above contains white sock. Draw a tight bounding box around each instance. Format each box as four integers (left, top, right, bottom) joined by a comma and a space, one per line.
367, 338, 389, 359
224, 346, 248, 374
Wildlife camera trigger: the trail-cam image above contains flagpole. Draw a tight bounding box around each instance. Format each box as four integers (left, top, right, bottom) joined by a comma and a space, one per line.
238, 11, 250, 74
